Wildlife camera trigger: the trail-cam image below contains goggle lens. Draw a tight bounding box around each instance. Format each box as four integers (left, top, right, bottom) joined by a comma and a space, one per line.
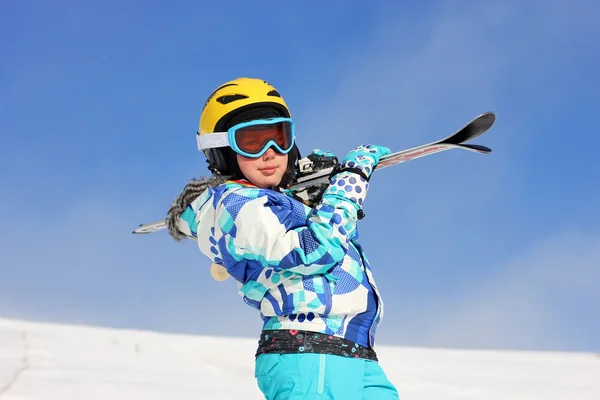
234, 121, 293, 155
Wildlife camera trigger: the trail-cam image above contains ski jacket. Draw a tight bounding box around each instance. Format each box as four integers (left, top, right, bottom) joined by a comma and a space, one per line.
176, 177, 384, 348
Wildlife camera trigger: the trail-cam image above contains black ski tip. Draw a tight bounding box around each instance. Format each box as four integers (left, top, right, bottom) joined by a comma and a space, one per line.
480, 111, 496, 118
466, 144, 493, 153
478, 112, 496, 127
446, 112, 497, 145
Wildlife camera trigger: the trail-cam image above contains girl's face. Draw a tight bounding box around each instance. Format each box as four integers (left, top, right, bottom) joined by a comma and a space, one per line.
237, 147, 289, 188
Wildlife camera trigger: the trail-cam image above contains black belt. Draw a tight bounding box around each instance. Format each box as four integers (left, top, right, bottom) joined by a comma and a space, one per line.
255, 329, 378, 361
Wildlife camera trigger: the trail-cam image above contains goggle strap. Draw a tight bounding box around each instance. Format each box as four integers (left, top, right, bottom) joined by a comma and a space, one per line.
197, 132, 230, 151
197, 118, 293, 154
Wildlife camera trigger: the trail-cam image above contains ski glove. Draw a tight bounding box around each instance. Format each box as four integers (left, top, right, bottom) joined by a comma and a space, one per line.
339, 144, 391, 180
322, 144, 391, 216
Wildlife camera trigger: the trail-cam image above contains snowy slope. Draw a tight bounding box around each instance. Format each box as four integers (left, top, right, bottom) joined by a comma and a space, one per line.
0, 317, 598, 399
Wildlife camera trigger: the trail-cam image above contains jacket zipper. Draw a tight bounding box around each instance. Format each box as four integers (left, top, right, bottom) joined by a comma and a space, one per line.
318, 354, 326, 394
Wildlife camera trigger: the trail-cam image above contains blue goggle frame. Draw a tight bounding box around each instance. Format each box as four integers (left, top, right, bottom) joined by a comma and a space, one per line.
197, 117, 296, 158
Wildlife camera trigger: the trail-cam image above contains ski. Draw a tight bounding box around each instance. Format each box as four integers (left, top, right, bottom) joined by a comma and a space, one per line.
132, 112, 496, 235
290, 112, 494, 192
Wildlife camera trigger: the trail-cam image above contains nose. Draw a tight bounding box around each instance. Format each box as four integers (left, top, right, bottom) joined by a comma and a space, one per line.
262, 147, 276, 159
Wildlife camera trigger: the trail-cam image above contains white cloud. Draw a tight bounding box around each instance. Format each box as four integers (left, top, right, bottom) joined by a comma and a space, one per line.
299, 0, 599, 153
393, 230, 600, 351
0, 191, 271, 339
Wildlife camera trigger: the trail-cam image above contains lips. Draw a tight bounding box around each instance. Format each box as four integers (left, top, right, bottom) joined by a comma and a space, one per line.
259, 166, 278, 176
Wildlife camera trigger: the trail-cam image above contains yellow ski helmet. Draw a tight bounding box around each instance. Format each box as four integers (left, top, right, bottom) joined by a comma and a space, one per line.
197, 77, 299, 178
199, 77, 291, 135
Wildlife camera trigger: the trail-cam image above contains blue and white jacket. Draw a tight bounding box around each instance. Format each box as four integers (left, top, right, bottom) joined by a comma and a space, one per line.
176, 170, 384, 348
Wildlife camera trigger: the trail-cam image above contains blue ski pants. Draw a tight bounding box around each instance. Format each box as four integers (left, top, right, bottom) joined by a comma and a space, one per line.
255, 353, 399, 399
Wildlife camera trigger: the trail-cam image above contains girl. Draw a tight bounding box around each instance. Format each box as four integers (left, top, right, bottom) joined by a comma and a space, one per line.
166, 77, 399, 399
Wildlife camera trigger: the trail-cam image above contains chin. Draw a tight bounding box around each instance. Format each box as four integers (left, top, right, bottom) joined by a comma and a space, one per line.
254, 172, 285, 188
260, 177, 283, 187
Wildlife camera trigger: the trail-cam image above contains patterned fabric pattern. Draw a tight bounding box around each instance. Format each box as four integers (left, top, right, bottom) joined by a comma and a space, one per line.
176, 173, 384, 348
256, 329, 378, 361
340, 144, 391, 179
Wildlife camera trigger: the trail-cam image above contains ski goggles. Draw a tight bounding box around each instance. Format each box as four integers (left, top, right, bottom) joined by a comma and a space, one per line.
197, 117, 295, 158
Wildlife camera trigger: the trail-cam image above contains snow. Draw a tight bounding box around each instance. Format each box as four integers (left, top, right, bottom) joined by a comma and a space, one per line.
0, 317, 598, 399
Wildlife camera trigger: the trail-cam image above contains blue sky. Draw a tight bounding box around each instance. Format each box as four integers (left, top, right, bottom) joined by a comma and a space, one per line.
1, 0, 599, 353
